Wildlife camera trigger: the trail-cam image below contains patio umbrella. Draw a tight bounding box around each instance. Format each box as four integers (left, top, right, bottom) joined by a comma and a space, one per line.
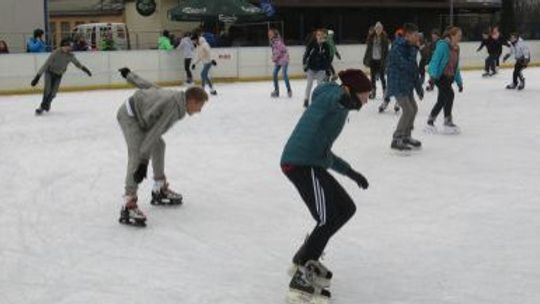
168, 0, 267, 23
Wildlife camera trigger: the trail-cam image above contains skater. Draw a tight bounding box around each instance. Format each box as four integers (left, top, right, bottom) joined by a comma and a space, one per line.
281, 69, 371, 303
268, 28, 292, 98
425, 29, 441, 92
426, 26, 464, 134
386, 23, 424, 152
158, 30, 174, 50
191, 34, 218, 95
27, 28, 47, 53
504, 33, 530, 91
302, 29, 331, 108
116, 67, 209, 227
363, 22, 389, 103
326, 29, 342, 81
177, 32, 195, 84
478, 27, 510, 77
30, 38, 92, 115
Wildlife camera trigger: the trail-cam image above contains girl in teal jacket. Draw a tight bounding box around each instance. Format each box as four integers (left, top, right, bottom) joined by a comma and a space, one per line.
427, 27, 464, 134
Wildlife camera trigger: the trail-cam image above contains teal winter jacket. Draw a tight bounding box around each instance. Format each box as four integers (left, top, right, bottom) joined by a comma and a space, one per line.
280, 82, 351, 174
428, 39, 463, 86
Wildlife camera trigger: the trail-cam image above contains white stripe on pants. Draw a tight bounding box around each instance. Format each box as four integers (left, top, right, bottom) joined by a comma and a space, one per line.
311, 169, 327, 226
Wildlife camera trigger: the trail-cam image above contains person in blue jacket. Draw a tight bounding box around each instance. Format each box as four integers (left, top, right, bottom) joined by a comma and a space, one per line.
427, 26, 463, 134
27, 29, 48, 53
386, 23, 424, 151
281, 69, 371, 301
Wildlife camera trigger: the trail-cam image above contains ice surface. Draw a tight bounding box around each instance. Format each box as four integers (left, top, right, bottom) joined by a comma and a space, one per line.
1, 68, 540, 304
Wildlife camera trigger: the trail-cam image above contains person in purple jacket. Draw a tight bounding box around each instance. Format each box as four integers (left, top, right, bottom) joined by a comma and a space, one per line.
269, 28, 292, 98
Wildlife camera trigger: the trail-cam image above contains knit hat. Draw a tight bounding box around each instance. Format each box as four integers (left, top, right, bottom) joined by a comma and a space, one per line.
375, 22, 383, 30
338, 69, 372, 93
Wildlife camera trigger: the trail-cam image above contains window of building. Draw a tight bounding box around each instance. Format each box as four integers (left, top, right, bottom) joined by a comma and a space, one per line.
61, 21, 71, 39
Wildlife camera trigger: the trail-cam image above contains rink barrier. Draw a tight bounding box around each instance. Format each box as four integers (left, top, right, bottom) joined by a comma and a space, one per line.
1, 41, 540, 96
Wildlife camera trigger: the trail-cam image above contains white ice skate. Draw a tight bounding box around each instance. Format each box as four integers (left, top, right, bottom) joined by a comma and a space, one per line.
424, 123, 438, 134
119, 196, 147, 227
441, 125, 461, 135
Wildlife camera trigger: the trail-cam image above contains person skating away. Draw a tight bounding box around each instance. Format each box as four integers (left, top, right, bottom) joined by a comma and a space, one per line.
177, 32, 195, 84
426, 27, 464, 135
326, 29, 342, 82
386, 23, 424, 152
191, 34, 217, 95
504, 33, 531, 91
116, 67, 209, 227
269, 28, 292, 98
303, 29, 331, 108
425, 29, 441, 92
31, 38, 92, 115
281, 69, 371, 303
363, 22, 390, 104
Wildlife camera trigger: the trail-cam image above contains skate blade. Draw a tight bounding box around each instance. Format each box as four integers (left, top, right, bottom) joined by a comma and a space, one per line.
150, 198, 183, 206
286, 290, 329, 304
119, 218, 147, 227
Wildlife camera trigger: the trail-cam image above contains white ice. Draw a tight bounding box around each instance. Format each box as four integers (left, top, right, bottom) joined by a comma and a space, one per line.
1, 68, 540, 304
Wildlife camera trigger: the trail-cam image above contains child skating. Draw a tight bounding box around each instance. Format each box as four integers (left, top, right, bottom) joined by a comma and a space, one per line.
426, 27, 464, 135
31, 38, 92, 115
281, 69, 371, 303
116, 67, 209, 227
504, 33, 530, 91
268, 28, 292, 98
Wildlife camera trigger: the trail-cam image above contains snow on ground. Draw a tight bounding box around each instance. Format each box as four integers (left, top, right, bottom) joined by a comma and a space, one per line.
0, 68, 539, 304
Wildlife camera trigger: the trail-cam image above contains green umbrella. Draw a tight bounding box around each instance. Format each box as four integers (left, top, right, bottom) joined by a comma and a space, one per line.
168, 0, 267, 23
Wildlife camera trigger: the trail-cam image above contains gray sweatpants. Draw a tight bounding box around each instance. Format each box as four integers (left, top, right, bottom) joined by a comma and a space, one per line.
305, 70, 327, 102
117, 105, 166, 195
393, 94, 418, 139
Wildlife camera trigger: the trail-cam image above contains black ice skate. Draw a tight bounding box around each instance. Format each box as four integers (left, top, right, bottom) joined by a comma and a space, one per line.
518, 78, 525, 90
506, 83, 517, 90
404, 137, 422, 149
271, 91, 279, 98
391, 139, 412, 152
482, 71, 491, 77
151, 184, 183, 206
303, 99, 309, 108
35, 108, 44, 115
287, 265, 331, 304
287, 90, 293, 98
378, 101, 389, 113
210, 89, 218, 96
119, 201, 147, 227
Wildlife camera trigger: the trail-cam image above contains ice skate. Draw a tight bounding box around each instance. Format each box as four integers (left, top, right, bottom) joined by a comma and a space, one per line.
506, 83, 517, 90
424, 119, 438, 134
391, 139, 412, 155
288, 90, 293, 98
210, 89, 218, 96
35, 107, 44, 115
378, 101, 388, 113
271, 91, 279, 98
303, 99, 309, 108
151, 183, 183, 206
442, 117, 461, 135
404, 137, 422, 149
482, 71, 491, 77
518, 78, 525, 90
119, 196, 147, 227
286, 264, 331, 304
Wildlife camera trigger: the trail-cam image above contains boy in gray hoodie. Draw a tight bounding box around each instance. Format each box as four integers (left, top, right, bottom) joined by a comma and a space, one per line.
116, 67, 209, 227
31, 38, 92, 115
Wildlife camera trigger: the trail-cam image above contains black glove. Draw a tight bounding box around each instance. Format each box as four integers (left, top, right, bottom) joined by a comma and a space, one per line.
133, 160, 149, 184
82, 66, 92, 77
191, 64, 196, 70
458, 84, 463, 93
346, 168, 369, 190
211, 59, 217, 66
503, 53, 511, 63
118, 67, 131, 79
30, 75, 41, 87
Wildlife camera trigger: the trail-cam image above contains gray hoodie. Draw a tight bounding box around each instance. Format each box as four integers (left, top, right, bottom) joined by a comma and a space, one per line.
125, 72, 187, 160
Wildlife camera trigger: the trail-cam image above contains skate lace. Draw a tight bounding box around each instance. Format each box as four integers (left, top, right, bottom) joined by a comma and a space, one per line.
162, 183, 181, 198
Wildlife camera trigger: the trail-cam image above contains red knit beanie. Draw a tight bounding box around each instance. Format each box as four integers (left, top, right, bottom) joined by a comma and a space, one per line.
338, 69, 372, 93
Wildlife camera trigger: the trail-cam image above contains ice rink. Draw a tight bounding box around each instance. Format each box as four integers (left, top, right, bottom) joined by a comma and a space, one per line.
1, 68, 540, 304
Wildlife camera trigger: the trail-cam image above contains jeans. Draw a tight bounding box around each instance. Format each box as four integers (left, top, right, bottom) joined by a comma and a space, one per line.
201, 63, 213, 89
273, 64, 291, 93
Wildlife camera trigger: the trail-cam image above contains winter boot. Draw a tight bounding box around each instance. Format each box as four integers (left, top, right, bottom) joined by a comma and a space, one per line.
151, 182, 183, 206
119, 195, 147, 227
287, 263, 331, 304
271, 91, 279, 98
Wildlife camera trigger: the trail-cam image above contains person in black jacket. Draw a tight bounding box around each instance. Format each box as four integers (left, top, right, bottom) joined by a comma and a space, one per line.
303, 29, 331, 108
478, 27, 510, 77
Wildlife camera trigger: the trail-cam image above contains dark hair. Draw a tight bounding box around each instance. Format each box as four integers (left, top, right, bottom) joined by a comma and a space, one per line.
403, 23, 419, 34
33, 29, 44, 39
162, 30, 170, 37
431, 29, 441, 37
510, 32, 519, 38
60, 38, 73, 47
186, 87, 209, 102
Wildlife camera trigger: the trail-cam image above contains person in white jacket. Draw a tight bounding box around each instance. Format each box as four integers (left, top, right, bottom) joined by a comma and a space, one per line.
177, 32, 195, 84
191, 34, 217, 95
503, 33, 531, 90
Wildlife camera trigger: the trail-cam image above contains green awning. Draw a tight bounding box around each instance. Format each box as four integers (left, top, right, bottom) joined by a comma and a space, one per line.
168, 0, 267, 23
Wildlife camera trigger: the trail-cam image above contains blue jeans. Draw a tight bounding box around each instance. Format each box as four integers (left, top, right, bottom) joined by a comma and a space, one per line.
273, 64, 291, 93
201, 63, 213, 89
